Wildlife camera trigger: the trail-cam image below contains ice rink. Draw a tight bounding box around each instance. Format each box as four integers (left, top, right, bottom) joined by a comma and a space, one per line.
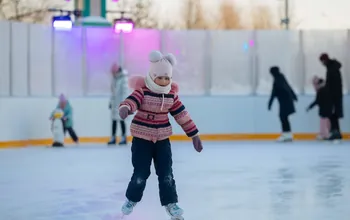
0, 141, 349, 220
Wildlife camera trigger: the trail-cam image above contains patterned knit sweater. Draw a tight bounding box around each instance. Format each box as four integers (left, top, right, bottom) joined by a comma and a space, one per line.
119, 77, 198, 142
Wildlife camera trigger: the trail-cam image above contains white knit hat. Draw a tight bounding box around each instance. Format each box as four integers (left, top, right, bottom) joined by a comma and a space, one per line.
145, 50, 177, 94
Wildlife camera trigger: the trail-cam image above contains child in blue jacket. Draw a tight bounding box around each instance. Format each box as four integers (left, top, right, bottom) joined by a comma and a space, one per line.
50, 94, 79, 144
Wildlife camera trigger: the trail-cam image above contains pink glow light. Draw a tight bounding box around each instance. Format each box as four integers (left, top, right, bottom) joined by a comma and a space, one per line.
114, 22, 133, 33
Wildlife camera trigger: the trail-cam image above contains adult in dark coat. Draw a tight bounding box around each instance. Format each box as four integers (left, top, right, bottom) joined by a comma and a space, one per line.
319, 53, 343, 140
268, 66, 298, 141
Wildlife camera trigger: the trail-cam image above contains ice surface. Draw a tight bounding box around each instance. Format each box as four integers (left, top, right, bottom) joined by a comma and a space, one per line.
0, 141, 349, 220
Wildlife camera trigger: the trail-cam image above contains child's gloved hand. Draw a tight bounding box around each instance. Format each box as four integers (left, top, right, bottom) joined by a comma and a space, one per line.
119, 106, 130, 120
192, 135, 203, 152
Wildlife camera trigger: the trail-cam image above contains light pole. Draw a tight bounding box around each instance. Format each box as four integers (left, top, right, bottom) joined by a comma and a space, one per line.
280, 0, 290, 30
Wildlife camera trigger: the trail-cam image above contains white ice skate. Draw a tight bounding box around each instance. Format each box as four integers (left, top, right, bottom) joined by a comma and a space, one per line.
165, 203, 184, 220
121, 200, 137, 216
316, 134, 324, 140
276, 132, 293, 142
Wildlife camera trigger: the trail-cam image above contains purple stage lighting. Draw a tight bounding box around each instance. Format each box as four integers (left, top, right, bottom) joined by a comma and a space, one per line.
114, 18, 134, 33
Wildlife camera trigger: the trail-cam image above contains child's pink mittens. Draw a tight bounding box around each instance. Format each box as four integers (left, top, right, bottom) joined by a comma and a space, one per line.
192, 135, 203, 152
119, 106, 130, 120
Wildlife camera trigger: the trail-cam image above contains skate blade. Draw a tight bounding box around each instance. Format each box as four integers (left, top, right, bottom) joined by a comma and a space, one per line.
276, 139, 293, 143
332, 140, 341, 144
170, 216, 184, 220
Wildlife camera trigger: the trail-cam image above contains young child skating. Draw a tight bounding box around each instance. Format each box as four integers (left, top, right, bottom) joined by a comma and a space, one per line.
306, 76, 332, 140
118, 51, 203, 220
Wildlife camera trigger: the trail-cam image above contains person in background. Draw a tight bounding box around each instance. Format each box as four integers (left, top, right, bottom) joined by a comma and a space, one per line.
319, 53, 343, 141
268, 66, 298, 142
107, 63, 129, 145
50, 94, 79, 144
306, 76, 332, 140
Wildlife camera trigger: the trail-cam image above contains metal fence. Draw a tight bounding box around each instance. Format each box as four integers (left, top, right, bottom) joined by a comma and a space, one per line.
0, 20, 349, 97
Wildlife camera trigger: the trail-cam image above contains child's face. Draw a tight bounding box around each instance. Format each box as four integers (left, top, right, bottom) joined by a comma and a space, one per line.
154, 76, 171, 87
59, 101, 66, 109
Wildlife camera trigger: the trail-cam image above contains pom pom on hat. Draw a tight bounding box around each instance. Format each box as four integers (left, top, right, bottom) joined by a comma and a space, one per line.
149, 50, 163, 62
163, 53, 177, 66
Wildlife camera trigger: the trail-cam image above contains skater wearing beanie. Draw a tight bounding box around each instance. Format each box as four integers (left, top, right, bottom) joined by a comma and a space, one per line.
306, 76, 332, 140
268, 66, 298, 142
107, 63, 129, 145
118, 50, 203, 220
319, 53, 343, 141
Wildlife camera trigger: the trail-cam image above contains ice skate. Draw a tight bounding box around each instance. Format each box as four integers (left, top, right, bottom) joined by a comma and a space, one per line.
121, 200, 137, 216
276, 132, 293, 142
119, 136, 127, 145
107, 137, 116, 145
326, 131, 342, 144
316, 134, 327, 141
165, 203, 184, 220
52, 142, 64, 147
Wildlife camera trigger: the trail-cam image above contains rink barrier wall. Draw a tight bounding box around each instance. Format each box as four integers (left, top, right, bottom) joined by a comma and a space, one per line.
1, 22, 350, 97
0, 96, 349, 148
1, 133, 350, 148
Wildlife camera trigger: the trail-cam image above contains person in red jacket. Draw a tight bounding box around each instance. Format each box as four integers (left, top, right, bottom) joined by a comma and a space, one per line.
118, 51, 203, 220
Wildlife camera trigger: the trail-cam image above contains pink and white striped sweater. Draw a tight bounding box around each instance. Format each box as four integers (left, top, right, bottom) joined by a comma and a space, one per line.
119, 77, 198, 143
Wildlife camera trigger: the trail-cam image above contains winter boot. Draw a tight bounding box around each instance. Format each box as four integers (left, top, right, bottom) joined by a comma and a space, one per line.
327, 130, 342, 143
119, 136, 127, 145
165, 203, 184, 220
107, 137, 116, 145
121, 200, 137, 216
52, 142, 64, 147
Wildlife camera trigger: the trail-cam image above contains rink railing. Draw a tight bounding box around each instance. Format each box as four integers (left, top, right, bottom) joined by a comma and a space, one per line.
0, 20, 350, 97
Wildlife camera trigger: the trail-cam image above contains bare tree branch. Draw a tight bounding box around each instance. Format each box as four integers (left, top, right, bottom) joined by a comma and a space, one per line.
177, 0, 211, 29
0, 0, 63, 23
251, 5, 278, 29
217, 1, 242, 29
108, 0, 158, 29
130, 0, 157, 28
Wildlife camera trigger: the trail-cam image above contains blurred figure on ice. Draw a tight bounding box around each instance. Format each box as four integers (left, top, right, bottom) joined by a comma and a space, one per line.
107, 63, 129, 145
50, 94, 79, 144
268, 66, 298, 142
51, 108, 65, 147
319, 53, 343, 141
306, 76, 332, 140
